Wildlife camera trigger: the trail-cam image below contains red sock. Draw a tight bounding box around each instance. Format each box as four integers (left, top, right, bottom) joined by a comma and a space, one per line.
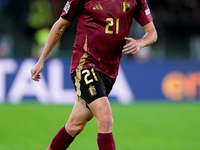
47, 126, 74, 150
97, 133, 116, 150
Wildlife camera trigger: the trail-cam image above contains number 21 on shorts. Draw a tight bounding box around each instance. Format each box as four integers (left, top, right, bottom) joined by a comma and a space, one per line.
82, 68, 98, 85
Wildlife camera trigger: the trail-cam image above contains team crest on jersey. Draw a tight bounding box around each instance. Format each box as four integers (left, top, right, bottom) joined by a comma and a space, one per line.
122, 2, 130, 13
64, 0, 73, 14
88, 85, 97, 96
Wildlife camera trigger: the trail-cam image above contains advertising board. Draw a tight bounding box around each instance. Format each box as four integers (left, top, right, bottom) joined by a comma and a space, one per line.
0, 58, 199, 104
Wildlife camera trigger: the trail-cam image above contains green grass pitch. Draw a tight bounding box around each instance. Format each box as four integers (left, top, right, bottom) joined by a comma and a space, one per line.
0, 101, 200, 150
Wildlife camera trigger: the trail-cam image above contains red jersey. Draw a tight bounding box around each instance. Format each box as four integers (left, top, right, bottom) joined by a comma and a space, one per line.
61, 0, 153, 78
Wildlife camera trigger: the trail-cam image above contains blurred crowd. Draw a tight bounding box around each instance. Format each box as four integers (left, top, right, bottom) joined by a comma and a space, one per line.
150, 0, 200, 60
0, 0, 200, 61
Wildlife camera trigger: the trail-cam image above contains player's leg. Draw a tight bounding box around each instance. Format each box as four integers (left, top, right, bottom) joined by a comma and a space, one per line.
47, 100, 94, 150
88, 96, 113, 133
71, 68, 116, 150
88, 96, 116, 150
65, 100, 94, 137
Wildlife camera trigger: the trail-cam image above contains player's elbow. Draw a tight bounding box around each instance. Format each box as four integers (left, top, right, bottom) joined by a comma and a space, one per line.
152, 30, 158, 44
154, 31, 158, 43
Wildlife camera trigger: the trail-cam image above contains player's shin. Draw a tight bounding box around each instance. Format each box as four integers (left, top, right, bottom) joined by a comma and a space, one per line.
97, 132, 116, 150
47, 126, 74, 150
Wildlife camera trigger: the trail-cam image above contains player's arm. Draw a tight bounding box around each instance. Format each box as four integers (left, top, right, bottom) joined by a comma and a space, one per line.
31, 17, 71, 82
122, 21, 157, 55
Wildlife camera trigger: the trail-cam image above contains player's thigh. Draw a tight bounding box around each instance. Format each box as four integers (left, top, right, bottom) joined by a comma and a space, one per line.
88, 96, 113, 124
66, 101, 94, 126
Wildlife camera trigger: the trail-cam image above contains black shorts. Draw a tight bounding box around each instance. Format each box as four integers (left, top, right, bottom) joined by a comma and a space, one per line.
71, 68, 116, 105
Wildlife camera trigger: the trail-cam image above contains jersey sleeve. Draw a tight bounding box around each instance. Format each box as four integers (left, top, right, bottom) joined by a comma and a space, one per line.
134, 0, 153, 26
60, 0, 82, 22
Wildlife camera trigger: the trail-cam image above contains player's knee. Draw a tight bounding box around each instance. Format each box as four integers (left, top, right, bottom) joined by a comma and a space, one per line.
74, 124, 85, 135
98, 115, 113, 133
65, 122, 85, 137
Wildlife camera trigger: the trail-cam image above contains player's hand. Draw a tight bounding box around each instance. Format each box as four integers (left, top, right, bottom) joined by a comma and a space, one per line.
122, 37, 142, 55
30, 62, 43, 82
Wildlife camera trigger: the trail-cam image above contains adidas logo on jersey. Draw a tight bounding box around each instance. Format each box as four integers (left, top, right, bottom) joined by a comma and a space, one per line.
93, 3, 103, 10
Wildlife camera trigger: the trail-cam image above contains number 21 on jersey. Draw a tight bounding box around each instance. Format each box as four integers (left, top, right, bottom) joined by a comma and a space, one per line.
105, 18, 119, 34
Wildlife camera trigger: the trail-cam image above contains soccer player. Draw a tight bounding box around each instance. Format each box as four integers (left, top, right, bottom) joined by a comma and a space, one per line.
31, 0, 157, 149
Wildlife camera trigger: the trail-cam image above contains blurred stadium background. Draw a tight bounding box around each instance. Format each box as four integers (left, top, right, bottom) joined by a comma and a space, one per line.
0, 0, 200, 150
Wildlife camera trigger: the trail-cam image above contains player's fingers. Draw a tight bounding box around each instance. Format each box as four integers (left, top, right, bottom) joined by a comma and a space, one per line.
122, 44, 136, 52
30, 68, 35, 75
33, 73, 39, 80
122, 48, 130, 53
123, 42, 132, 49
123, 47, 138, 54
122, 48, 132, 53
124, 38, 136, 49
131, 49, 139, 54
32, 74, 41, 82
31, 70, 40, 80
124, 37, 132, 41
35, 74, 41, 79
30, 69, 36, 79
36, 75, 41, 80
33, 78, 40, 82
